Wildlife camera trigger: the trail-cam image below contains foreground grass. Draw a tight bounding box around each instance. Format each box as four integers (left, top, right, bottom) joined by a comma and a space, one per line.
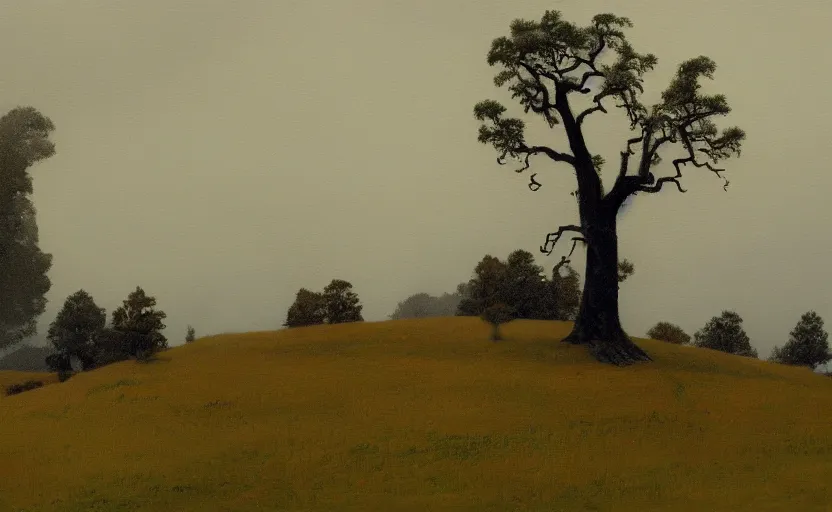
1, 317, 830, 511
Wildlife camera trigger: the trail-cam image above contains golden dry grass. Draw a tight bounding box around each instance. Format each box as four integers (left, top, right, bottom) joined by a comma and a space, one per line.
0, 370, 59, 393
1, 317, 831, 511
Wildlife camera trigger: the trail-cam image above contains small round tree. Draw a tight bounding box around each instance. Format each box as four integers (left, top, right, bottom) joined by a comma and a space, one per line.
480, 303, 515, 341
47, 289, 106, 371
646, 322, 691, 345
322, 279, 364, 324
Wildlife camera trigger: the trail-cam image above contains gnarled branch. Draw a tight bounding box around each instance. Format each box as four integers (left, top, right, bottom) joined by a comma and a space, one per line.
540, 225, 585, 255
578, 70, 605, 90
498, 144, 577, 170
636, 175, 687, 194
576, 100, 608, 125
634, 127, 730, 195
625, 135, 643, 155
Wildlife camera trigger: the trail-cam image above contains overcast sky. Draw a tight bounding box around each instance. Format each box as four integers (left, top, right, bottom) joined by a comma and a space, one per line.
2, 0, 830, 361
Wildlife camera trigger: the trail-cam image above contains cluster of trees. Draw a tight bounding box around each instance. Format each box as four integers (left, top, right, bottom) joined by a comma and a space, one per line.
389, 249, 636, 342
456, 249, 585, 322
45, 287, 168, 379
389, 250, 585, 323
0, 103, 199, 382
647, 310, 832, 371
283, 279, 364, 328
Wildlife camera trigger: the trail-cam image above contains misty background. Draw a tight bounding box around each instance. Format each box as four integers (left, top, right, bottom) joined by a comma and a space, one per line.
1, 0, 829, 362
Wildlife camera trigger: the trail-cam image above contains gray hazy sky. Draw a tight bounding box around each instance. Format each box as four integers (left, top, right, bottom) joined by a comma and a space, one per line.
3, 0, 831, 358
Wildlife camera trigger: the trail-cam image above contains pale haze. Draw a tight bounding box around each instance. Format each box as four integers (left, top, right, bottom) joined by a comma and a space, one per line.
3, 1, 830, 362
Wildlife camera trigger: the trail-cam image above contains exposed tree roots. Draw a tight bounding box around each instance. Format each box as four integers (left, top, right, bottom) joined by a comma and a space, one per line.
561, 329, 652, 366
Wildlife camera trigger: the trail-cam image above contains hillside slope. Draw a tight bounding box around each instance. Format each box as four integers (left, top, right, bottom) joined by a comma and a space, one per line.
1, 317, 830, 511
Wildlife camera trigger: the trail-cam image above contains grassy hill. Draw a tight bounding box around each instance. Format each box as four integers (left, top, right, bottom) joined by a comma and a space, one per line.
1, 317, 830, 511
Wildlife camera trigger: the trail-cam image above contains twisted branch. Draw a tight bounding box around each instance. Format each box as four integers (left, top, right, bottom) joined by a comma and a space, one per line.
498, 144, 576, 168
636, 126, 729, 194
576, 99, 608, 125
625, 135, 643, 155
540, 224, 585, 255
528, 173, 542, 191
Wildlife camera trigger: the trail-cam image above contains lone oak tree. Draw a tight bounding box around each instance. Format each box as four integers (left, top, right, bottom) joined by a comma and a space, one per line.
474, 11, 745, 365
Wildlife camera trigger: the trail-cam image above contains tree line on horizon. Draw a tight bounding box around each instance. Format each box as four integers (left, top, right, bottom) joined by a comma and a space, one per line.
280, 249, 591, 331
385, 257, 830, 370
281, 248, 831, 372
641, 311, 832, 371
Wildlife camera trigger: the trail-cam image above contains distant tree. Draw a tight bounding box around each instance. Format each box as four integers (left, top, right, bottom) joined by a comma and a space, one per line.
768, 311, 831, 370
617, 259, 635, 283
457, 255, 510, 317
390, 293, 435, 319
0, 344, 54, 372
389, 291, 461, 320
111, 287, 167, 361
693, 311, 757, 358
550, 263, 581, 321
646, 322, 691, 345
322, 279, 364, 324
185, 325, 196, 343
284, 288, 326, 327
456, 281, 473, 301
453, 281, 474, 315
0, 107, 56, 350
474, 11, 745, 365
435, 292, 463, 317
481, 303, 516, 341
47, 290, 106, 371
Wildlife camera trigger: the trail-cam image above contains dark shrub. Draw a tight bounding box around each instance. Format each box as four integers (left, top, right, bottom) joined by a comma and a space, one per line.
5, 380, 44, 396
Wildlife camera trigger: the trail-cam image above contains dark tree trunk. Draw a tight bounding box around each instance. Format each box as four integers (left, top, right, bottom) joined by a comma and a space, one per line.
561, 207, 651, 366
490, 324, 502, 341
